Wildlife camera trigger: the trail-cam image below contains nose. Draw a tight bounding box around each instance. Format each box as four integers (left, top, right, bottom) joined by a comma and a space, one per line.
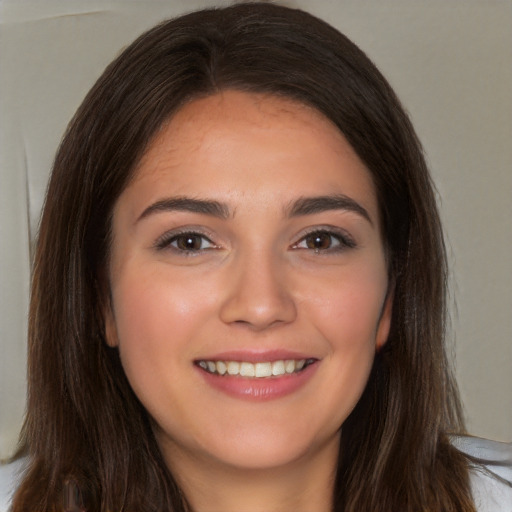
219, 251, 297, 331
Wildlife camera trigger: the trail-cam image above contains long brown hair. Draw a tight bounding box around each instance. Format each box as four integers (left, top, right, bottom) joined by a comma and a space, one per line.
13, 3, 475, 511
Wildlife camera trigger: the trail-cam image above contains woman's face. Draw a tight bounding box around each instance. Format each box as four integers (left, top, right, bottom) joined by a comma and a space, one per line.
106, 91, 392, 473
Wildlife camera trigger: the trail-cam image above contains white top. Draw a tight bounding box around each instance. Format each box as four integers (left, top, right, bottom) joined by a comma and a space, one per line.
452, 436, 512, 512
0, 457, 24, 512
0, 437, 511, 511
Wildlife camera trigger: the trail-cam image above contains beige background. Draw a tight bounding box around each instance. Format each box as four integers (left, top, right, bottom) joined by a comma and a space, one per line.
1, 0, 511, 461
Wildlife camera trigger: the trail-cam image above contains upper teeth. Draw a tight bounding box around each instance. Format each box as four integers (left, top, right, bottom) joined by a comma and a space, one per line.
197, 359, 310, 378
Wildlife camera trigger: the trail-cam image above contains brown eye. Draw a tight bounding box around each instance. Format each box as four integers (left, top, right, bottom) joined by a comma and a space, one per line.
156, 232, 216, 253
175, 234, 205, 251
305, 232, 333, 250
293, 229, 356, 253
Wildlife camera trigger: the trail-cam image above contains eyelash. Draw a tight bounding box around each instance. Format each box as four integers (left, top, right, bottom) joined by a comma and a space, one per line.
292, 228, 356, 253
154, 230, 217, 254
154, 227, 356, 255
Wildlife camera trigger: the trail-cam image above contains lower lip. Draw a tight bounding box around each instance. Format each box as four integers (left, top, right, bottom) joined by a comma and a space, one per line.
196, 362, 318, 401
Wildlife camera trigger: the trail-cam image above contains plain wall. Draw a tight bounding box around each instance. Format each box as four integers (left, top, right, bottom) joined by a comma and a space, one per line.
1, 0, 510, 460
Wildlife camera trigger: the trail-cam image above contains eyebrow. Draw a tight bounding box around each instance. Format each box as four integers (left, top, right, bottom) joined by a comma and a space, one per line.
137, 197, 230, 222
288, 194, 372, 224
137, 193, 372, 224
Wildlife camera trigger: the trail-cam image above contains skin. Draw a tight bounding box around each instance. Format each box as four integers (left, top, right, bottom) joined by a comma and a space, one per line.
105, 90, 392, 512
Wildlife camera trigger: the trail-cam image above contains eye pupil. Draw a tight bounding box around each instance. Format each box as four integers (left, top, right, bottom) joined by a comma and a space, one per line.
306, 232, 331, 250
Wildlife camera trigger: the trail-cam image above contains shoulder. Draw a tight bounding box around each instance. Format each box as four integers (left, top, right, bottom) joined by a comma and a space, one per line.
0, 458, 25, 512
451, 435, 512, 512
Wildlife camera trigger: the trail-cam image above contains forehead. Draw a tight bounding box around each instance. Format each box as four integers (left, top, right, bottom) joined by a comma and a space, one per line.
124, 90, 378, 221
137, 91, 348, 167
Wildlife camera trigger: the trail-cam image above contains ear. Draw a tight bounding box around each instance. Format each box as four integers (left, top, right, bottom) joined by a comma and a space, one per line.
104, 302, 120, 348
100, 288, 119, 348
375, 284, 394, 351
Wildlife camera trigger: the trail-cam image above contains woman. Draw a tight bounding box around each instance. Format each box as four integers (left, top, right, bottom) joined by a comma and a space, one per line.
6, 2, 511, 511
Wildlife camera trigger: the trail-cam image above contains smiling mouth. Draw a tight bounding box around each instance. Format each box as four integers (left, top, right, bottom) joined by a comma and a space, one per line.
196, 359, 317, 378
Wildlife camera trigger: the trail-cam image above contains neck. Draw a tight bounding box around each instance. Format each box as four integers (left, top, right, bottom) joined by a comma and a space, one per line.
161, 435, 339, 512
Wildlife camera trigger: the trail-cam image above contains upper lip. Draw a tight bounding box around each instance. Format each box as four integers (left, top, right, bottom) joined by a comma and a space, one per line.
194, 349, 318, 363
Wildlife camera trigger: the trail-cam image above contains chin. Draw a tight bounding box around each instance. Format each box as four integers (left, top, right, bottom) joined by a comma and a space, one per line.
187, 420, 341, 473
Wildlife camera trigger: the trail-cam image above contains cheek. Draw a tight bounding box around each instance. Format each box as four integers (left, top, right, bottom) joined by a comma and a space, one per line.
109, 265, 215, 392
302, 264, 388, 411
305, 265, 388, 351
114, 262, 212, 330
261, 276, 382, 445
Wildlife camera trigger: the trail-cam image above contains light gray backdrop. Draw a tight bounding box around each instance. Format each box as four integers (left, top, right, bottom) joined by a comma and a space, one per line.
1, 0, 511, 461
